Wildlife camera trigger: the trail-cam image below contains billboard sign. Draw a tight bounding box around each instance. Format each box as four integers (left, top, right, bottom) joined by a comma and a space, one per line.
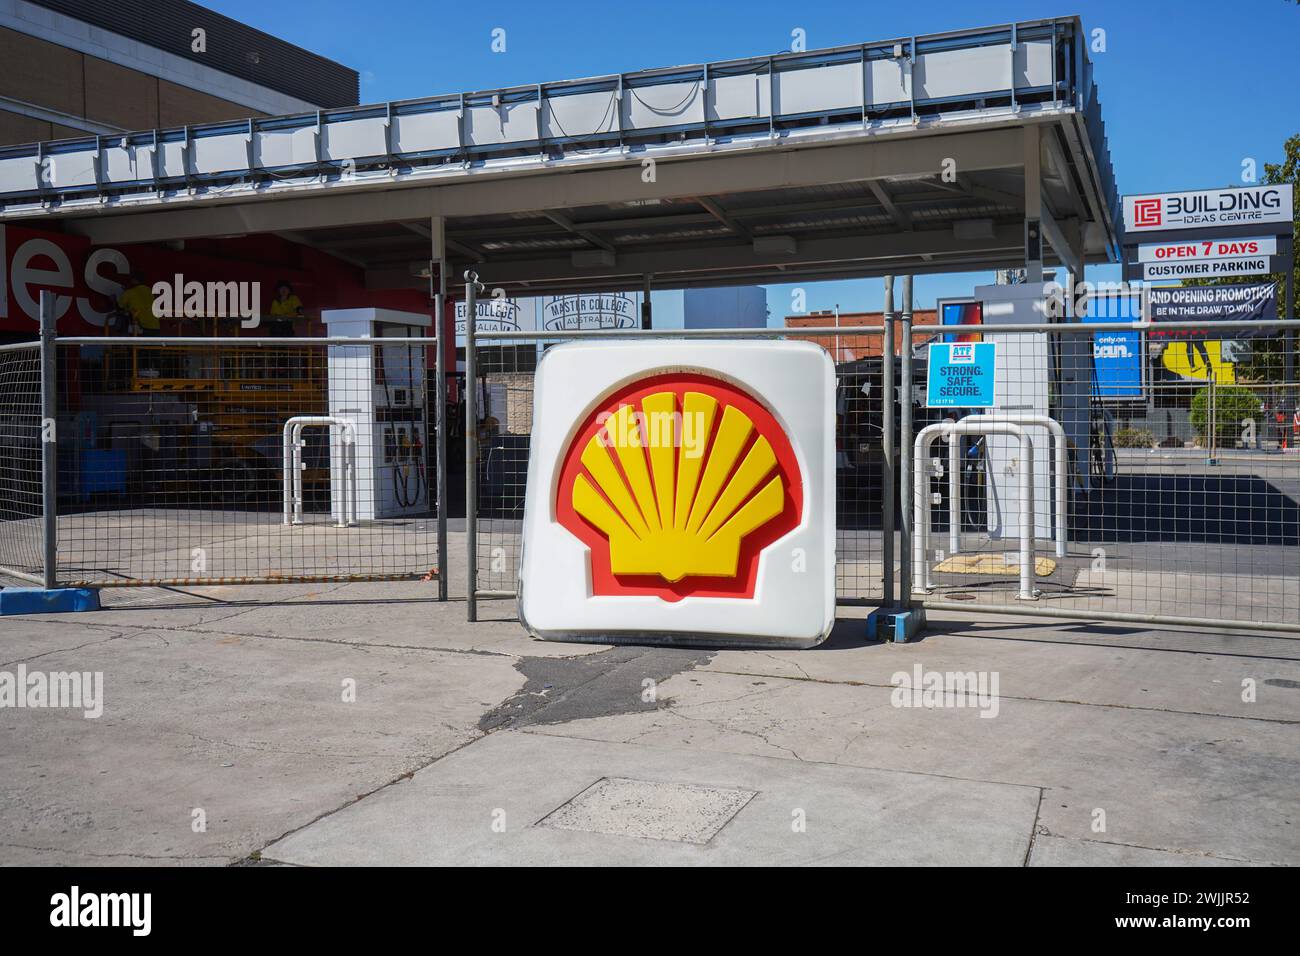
1138, 235, 1278, 280
1137, 237, 1277, 262
1123, 184, 1294, 234
454, 296, 537, 344
1143, 257, 1273, 280
0, 221, 441, 339
1148, 283, 1278, 340
454, 292, 640, 345
1082, 291, 1143, 400
541, 293, 638, 331
938, 299, 982, 343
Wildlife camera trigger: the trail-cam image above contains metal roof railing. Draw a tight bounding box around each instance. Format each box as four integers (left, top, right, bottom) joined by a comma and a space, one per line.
0, 16, 1116, 223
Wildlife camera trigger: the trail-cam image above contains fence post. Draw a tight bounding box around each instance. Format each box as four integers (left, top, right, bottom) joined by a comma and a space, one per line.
880, 276, 895, 608
898, 276, 914, 606
464, 272, 482, 622
1208, 374, 1218, 464
1286, 271, 1295, 386
433, 252, 449, 602
39, 290, 57, 589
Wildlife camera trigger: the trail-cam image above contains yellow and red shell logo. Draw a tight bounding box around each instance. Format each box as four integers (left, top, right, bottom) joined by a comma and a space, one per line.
555, 372, 802, 601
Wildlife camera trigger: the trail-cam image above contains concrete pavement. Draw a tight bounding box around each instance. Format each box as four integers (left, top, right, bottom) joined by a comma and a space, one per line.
1, 580, 1297, 865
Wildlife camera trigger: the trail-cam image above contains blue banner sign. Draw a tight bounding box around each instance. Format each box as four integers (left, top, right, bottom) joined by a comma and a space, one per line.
926, 342, 997, 408
1083, 291, 1144, 400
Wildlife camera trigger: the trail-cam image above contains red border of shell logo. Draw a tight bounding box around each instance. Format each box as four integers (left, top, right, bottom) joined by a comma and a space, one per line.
555, 372, 803, 602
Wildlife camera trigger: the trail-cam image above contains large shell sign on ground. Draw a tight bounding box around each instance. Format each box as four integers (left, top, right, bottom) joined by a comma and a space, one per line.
519, 340, 835, 648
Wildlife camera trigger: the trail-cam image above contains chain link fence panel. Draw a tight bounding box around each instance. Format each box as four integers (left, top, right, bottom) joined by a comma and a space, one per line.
466, 328, 891, 611
48, 338, 442, 588
910, 321, 1300, 631
0, 343, 44, 584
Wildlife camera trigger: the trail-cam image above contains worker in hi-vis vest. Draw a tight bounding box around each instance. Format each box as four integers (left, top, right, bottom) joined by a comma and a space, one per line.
117, 272, 160, 336
116, 271, 165, 376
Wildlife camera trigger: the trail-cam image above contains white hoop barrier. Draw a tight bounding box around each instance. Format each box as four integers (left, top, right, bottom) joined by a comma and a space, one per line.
281, 416, 358, 529
949, 413, 1068, 561
914, 420, 1036, 601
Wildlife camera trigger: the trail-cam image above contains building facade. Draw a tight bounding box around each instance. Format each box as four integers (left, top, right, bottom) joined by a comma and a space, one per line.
786, 310, 938, 364
0, 0, 358, 146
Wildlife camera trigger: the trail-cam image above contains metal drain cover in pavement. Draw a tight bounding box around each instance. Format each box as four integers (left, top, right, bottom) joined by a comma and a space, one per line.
538, 777, 757, 845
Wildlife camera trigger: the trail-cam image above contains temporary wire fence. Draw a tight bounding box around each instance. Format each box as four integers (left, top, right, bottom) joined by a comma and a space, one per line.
910, 320, 1300, 631
7, 310, 1297, 635
0, 343, 43, 584
465, 325, 891, 617
465, 317, 1300, 634
32, 335, 443, 588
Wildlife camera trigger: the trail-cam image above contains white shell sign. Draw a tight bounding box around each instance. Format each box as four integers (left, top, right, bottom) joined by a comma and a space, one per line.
518, 340, 836, 648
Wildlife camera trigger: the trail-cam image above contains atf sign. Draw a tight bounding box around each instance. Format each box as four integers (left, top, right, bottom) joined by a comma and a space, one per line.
518, 340, 835, 648
926, 342, 997, 408
1123, 185, 1293, 234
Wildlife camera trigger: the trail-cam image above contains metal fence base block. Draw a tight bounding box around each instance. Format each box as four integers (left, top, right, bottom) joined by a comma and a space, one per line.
866, 606, 927, 643
889, 608, 927, 643
864, 607, 888, 640
0, 588, 101, 615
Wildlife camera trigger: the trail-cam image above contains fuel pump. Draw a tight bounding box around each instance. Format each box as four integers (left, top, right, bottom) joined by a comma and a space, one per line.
971, 281, 1079, 541
322, 308, 430, 519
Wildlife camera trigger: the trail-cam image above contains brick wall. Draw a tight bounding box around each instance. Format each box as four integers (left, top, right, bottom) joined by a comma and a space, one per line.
786, 310, 939, 363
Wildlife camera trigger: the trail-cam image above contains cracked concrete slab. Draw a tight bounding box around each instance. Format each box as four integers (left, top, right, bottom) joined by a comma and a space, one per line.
2, 580, 1295, 866
0, 623, 528, 865
523, 662, 1299, 865
263, 730, 1042, 866
1027, 834, 1269, 867
0, 622, 135, 668
701, 614, 1300, 722
25, 592, 607, 660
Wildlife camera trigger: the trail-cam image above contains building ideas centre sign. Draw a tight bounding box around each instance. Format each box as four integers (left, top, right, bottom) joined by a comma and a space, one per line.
1124, 185, 1293, 234
1120, 184, 1294, 308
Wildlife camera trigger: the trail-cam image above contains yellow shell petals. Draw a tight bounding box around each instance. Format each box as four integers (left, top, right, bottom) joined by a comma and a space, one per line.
571, 389, 786, 582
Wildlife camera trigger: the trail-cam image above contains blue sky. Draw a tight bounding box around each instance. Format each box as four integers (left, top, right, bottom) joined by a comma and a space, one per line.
210, 0, 1299, 319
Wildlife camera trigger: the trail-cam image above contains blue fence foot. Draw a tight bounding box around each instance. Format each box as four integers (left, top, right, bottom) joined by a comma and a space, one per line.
0, 588, 101, 615
866, 606, 927, 643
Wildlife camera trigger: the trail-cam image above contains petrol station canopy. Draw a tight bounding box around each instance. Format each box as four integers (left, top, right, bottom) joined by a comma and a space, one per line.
0, 16, 1120, 296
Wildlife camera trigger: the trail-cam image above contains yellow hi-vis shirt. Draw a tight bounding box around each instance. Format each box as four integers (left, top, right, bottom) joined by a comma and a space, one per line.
269, 295, 303, 317
118, 284, 159, 330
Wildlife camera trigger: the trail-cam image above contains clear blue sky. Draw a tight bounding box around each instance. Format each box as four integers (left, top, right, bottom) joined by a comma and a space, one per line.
210, 0, 1299, 318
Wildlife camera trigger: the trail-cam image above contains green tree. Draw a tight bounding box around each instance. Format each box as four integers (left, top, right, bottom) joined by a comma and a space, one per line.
1190, 385, 1264, 447
1259, 132, 1300, 319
